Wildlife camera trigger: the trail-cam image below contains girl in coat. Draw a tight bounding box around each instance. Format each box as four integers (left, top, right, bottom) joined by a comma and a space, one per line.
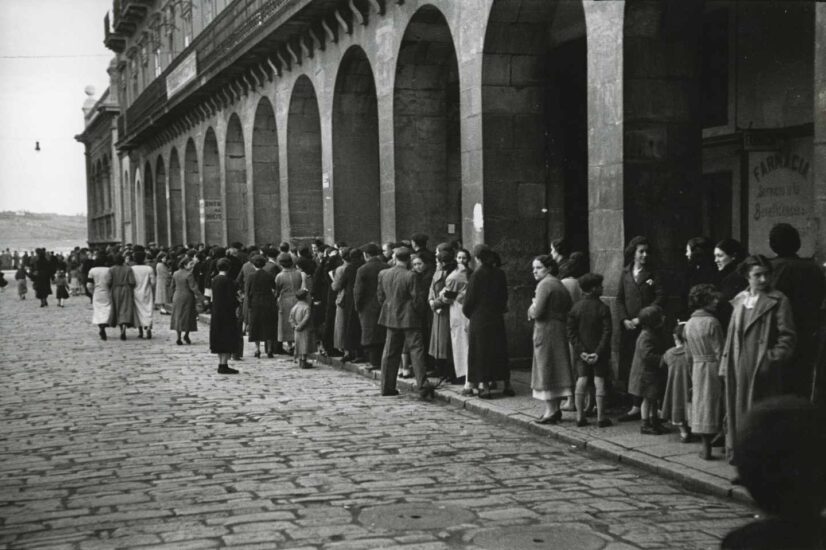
528, 255, 573, 424
634, 305, 667, 435
720, 255, 796, 464
428, 249, 456, 379
661, 323, 692, 441
684, 283, 725, 460
290, 289, 315, 369
55, 269, 69, 307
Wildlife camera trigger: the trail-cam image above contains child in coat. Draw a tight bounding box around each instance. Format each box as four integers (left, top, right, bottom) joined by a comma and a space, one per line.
15, 267, 28, 300
290, 289, 316, 369
566, 273, 613, 428
633, 305, 668, 435
55, 269, 70, 307
660, 323, 692, 442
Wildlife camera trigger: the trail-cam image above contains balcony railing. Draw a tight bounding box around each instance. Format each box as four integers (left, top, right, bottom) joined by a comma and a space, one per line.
120, 0, 306, 149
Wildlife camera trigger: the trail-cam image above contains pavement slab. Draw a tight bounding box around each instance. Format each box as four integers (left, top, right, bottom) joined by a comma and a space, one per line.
0, 291, 760, 549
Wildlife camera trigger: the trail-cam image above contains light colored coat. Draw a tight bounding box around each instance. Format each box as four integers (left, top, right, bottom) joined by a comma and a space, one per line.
529, 274, 573, 392
684, 309, 724, 434
721, 290, 796, 453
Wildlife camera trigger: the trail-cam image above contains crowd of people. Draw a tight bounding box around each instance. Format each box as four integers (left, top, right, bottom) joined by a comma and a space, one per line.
6, 223, 825, 463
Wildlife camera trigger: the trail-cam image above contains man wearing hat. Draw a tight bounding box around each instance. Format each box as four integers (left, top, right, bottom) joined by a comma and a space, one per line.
376, 247, 434, 398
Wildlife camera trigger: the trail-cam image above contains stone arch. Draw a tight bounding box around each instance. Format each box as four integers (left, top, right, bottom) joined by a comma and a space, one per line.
155, 156, 169, 246
168, 147, 184, 246
393, 5, 461, 244
203, 127, 223, 245
333, 46, 381, 245
143, 161, 155, 244
287, 75, 324, 243
482, 0, 589, 353
184, 138, 201, 244
252, 97, 280, 245
225, 113, 248, 245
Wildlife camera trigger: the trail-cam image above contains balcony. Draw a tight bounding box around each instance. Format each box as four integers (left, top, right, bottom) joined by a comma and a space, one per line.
118, 0, 339, 150
104, 12, 127, 53
112, 0, 153, 35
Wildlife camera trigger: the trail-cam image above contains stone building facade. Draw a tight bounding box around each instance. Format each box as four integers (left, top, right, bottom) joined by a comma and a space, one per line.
91, 0, 825, 360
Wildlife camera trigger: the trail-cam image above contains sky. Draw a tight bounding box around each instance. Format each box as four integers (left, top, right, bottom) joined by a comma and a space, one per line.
0, 0, 113, 216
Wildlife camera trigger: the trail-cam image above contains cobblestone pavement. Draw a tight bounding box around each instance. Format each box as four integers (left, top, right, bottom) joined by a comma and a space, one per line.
0, 290, 757, 549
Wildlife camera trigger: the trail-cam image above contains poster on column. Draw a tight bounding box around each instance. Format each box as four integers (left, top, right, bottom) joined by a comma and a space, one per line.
748, 136, 815, 257
199, 199, 223, 225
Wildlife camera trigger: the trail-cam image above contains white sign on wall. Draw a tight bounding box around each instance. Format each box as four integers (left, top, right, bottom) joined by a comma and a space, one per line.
166, 52, 197, 98
748, 136, 815, 257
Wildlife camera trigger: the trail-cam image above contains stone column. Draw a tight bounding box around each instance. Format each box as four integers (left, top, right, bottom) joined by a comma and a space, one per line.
583, 0, 625, 295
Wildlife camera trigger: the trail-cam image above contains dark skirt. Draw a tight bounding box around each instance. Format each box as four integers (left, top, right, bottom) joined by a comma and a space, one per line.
56, 285, 69, 299
467, 310, 509, 384
248, 294, 278, 342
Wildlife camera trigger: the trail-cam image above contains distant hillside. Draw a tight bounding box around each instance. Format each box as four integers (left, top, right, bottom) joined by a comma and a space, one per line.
0, 211, 88, 253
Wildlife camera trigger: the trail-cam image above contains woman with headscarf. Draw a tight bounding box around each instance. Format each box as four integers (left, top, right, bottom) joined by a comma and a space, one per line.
464, 244, 513, 398
246, 255, 278, 358
169, 256, 203, 345
721, 255, 796, 463
86, 254, 112, 340
108, 253, 137, 341
275, 253, 304, 354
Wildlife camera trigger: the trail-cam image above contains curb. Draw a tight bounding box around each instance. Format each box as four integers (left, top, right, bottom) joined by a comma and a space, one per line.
312, 354, 754, 507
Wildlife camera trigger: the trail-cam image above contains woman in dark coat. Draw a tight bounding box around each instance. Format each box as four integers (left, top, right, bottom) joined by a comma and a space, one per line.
170, 257, 203, 345
246, 255, 278, 358
30, 248, 54, 307
108, 253, 137, 341
683, 236, 718, 318
210, 258, 240, 374
714, 238, 748, 330
616, 236, 665, 422
464, 245, 513, 398
342, 247, 364, 361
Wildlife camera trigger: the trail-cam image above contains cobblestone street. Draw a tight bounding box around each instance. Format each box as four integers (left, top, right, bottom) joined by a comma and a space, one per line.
0, 289, 757, 549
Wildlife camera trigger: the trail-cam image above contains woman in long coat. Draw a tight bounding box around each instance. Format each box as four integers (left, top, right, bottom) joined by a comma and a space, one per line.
331, 248, 350, 355
246, 255, 278, 358
31, 248, 54, 307
87, 255, 112, 340
131, 250, 155, 339
108, 254, 137, 341
428, 250, 455, 375
342, 248, 364, 360
155, 253, 171, 314
528, 254, 573, 424
464, 245, 513, 398
721, 255, 796, 464
445, 249, 472, 392
210, 257, 240, 374
275, 253, 303, 351
713, 238, 748, 330
170, 257, 203, 345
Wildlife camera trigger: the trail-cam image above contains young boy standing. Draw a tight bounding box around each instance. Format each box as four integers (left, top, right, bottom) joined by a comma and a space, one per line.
567, 273, 613, 427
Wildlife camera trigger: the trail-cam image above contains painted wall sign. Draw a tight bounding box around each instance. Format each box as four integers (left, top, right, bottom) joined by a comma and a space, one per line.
748, 136, 815, 257
166, 52, 197, 98
322, 172, 330, 189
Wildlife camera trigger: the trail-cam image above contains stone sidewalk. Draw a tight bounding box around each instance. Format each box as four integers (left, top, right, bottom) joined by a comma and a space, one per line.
316, 357, 750, 506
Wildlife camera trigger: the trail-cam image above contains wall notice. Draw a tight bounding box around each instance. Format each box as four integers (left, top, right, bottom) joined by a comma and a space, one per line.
199, 199, 223, 223
748, 137, 814, 257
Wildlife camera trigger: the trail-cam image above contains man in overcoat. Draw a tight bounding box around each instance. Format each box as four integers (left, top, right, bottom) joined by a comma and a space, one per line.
354, 243, 390, 369
376, 247, 433, 398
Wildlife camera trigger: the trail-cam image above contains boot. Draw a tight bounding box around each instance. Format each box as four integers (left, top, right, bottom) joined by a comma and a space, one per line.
217, 364, 239, 375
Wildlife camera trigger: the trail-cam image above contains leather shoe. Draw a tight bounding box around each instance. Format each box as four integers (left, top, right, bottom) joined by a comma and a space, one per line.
381, 390, 400, 397
534, 411, 562, 425
597, 418, 613, 428
217, 365, 239, 374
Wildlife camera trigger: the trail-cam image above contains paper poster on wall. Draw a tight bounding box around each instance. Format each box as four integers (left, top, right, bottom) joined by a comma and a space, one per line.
748, 136, 815, 257
200, 199, 223, 223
